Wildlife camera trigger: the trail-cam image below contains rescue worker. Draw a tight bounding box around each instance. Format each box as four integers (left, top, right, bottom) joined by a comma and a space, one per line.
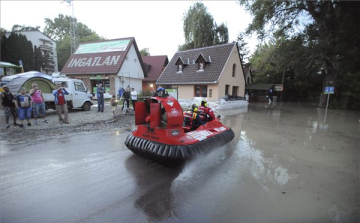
198, 101, 208, 122
183, 110, 193, 127
204, 102, 216, 121
192, 107, 206, 130
197, 101, 206, 114
183, 104, 197, 127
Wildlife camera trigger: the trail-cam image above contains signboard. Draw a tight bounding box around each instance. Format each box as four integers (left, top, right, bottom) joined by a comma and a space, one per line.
67, 55, 121, 68
166, 88, 178, 100
324, 87, 334, 94
75, 40, 130, 54
274, 84, 283, 91
90, 74, 108, 80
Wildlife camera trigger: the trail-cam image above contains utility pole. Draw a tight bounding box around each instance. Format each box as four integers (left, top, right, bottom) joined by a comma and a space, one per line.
64, 0, 78, 54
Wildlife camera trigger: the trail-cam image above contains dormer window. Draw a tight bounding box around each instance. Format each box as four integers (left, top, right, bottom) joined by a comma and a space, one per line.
199, 62, 204, 70
195, 53, 210, 72
175, 56, 188, 73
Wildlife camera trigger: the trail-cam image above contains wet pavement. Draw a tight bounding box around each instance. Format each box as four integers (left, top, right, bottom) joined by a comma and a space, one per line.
1, 102, 359, 223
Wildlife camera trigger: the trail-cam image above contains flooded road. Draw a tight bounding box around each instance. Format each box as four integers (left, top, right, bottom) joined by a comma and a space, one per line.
1, 102, 359, 223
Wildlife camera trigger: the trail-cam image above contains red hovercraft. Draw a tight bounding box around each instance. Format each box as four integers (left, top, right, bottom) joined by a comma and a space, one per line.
125, 90, 235, 167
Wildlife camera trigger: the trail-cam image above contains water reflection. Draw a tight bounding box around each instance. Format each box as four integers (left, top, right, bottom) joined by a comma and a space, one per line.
125, 155, 180, 222
234, 131, 296, 187
216, 105, 248, 116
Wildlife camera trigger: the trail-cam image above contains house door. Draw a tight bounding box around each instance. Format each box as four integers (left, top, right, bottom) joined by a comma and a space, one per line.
232, 86, 238, 96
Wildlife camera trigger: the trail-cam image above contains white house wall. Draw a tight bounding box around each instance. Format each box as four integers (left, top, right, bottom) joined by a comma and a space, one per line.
17, 31, 59, 73
207, 84, 219, 102
172, 85, 194, 100
117, 43, 144, 93
218, 45, 245, 97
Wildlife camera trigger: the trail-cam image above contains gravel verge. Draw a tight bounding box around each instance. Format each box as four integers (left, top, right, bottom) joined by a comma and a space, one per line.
0, 102, 135, 144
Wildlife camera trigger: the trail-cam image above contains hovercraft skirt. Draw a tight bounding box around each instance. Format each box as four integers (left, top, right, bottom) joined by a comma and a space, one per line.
125, 128, 235, 167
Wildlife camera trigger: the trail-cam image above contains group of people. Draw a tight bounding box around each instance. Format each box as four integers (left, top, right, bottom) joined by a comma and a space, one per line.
0, 82, 71, 128
183, 100, 215, 130
108, 87, 137, 117
2, 82, 217, 130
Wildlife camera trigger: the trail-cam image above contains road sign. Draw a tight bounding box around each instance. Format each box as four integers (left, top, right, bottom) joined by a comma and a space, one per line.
324, 86, 334, 94
274, 84, 283, 91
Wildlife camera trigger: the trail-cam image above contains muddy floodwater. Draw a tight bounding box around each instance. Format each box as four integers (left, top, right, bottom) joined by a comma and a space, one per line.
0, 102, 359, 223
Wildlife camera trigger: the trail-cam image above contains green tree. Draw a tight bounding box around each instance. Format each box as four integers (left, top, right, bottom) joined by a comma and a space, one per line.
12, 24, 40, 31
237, 33, 249, 63
44, 14, 105, 70
239, 0, 360, 108
180, 2, 229, 50
1, 32, 34, 71
250, 34, 323, 102
214, 23, 229, 45
140, 48, 150, 56
33, 45, 44, 71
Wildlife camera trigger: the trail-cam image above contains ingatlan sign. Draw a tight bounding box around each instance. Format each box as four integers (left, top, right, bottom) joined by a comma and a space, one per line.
67, 55, 121, 68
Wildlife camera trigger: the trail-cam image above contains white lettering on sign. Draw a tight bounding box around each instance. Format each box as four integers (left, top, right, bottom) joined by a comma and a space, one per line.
102, 56, 111, 66
92, 57, 101, 66
67, 55, 121, 68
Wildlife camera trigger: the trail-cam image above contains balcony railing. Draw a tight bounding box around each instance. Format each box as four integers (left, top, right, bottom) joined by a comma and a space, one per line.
39, 44, 53, 50
42, 65, 55, 70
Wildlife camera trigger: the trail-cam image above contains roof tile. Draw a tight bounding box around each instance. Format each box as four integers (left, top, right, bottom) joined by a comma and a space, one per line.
156, 42, 236, 85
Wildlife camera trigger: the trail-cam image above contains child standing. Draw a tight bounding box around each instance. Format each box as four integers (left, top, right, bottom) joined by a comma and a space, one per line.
110, 95, 117, 118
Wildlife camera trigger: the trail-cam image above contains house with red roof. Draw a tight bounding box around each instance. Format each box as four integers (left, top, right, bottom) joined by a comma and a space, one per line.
141, 55, 169, 92
61, 37, 145, 97
156, 42, 245, 101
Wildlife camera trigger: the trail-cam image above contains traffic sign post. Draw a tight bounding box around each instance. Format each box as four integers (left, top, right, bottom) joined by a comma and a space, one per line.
323, 87, 334, 124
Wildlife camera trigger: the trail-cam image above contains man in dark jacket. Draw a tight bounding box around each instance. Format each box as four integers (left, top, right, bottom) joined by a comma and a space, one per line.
97, 83, 105, 112
0, 85, 18, 128
122, 88, 130, 112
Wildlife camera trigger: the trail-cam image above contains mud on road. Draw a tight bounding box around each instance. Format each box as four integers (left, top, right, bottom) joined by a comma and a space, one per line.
0, 104, 135, 144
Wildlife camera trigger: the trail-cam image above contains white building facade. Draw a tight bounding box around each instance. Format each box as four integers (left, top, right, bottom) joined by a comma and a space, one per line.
15, 31, 59, 74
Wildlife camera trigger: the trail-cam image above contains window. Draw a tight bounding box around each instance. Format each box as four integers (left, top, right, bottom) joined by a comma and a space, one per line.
175, 56, 186, 73
199, 62, 204, 70
195, 53, 209, 70
225, 85, 230, 95
232, 64, 236, 77
74, 82, 86, 92
209, 89, 212, 97
54, 81, 68, 88
232, 86, 238, 96
195, 85, 207, 97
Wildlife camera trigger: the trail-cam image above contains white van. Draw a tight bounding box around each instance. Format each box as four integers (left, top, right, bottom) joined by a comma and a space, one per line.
52, 78, 93, 111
